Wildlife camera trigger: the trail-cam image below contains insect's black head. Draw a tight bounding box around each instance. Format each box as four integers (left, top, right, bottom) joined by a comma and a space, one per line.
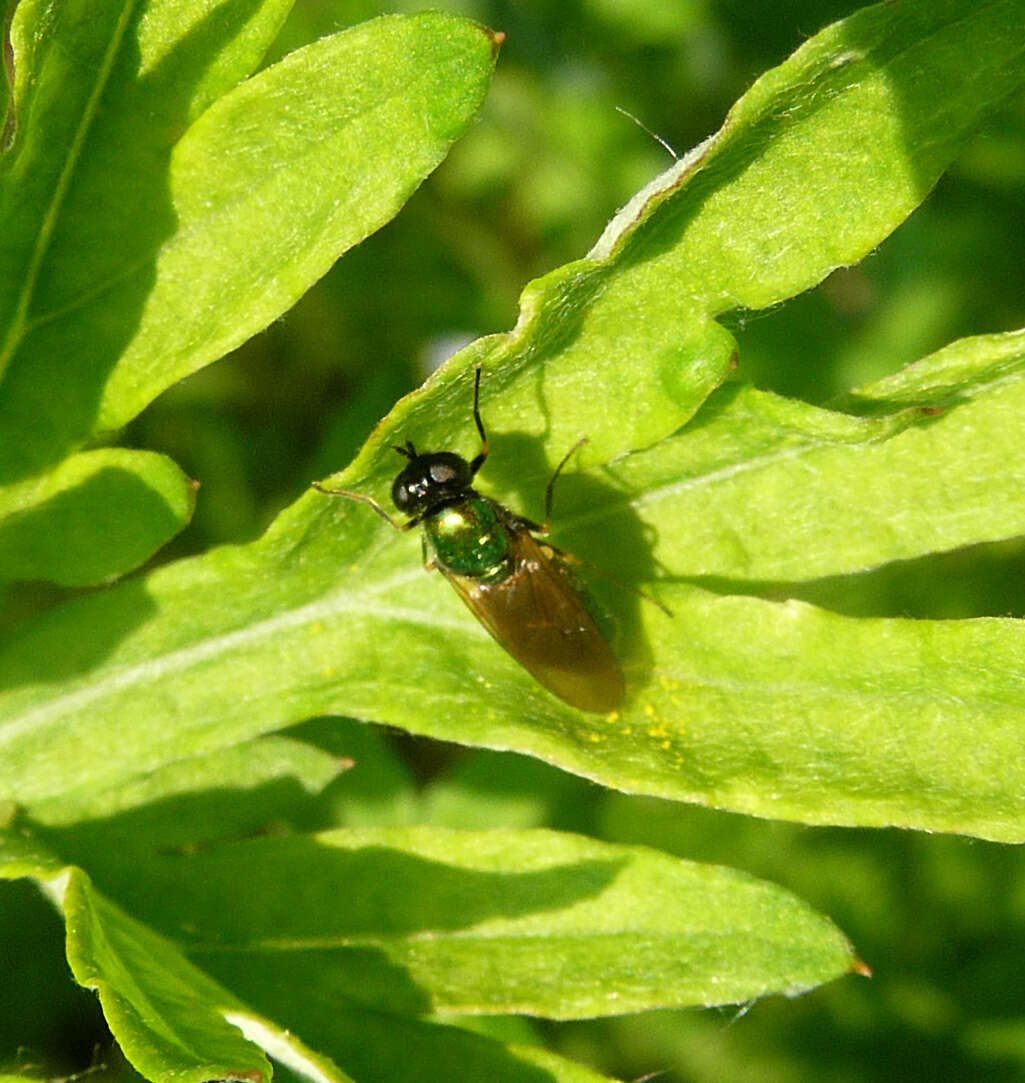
391, 443, 474, 516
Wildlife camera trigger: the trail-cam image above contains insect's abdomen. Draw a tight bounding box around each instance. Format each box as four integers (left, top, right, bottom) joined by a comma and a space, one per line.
426, 496, 512, 581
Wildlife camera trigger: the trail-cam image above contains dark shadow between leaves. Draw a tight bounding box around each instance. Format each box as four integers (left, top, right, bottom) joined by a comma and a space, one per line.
236, 995, 570, 1083
685, 534, 1025, 621
0, 878, 109, 1071
33, 786, 627, 1064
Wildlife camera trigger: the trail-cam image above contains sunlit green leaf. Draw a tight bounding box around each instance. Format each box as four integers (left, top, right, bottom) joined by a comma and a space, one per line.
0, 5, 499, 584
44, 826, 858, 1017
2, 3, 1024, 843
0, 0, 296, 468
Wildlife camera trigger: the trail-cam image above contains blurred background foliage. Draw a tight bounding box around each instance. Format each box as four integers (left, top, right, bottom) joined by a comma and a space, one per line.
5, 1, 1025, 1081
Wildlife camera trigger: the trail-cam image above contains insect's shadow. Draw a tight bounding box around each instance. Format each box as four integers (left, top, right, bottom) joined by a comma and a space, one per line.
479, 428, 664, 696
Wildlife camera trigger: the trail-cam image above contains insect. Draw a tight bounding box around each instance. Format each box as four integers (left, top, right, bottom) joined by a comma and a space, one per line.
313, 368, 627, 712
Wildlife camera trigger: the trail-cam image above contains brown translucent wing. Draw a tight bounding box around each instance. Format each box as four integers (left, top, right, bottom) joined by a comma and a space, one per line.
437, 531, 625, 713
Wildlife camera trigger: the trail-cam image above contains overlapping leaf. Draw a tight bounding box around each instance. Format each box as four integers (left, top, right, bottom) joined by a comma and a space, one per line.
4, 4, 1025, 1078
2, 0, 1024, 839
0, 3, 500, 582
2, 822, 856, 1080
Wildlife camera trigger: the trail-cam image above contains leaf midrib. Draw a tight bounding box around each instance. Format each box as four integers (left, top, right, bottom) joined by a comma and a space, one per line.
0, 0, 138, 373
0, 567, 452, 746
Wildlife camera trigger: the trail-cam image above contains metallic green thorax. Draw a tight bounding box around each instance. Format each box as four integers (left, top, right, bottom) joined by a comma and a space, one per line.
424, 495, 513, 581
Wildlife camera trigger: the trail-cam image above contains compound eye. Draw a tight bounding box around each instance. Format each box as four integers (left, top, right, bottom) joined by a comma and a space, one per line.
392, 479, 410, 510
429, 461, 458, 485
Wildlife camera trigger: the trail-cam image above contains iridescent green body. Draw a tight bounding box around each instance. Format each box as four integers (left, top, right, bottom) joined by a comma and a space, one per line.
421, 491, 624, 713
425, 495, 513, 582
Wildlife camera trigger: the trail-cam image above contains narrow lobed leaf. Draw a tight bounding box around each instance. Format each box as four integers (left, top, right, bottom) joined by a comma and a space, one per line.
332, 0, 1025, 487
0, 10, 501, 482
3, 2, 1025, 848
0, 0, 295, 459
5, 327, 1025, 840
44, 826, 859, 1018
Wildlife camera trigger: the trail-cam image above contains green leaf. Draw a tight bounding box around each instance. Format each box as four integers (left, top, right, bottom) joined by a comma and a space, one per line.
5, 830, 754, 1082
0, 449, 194, 586
61, 877, 275, 1083
312, 0, 1025, 476
593, 0, 1025, 311
36, 824, 856, 1020
28, 731, 347, 839
0, 859, 259, 1083
0, 840, 357, 1083
0, 5, 499, 583
0, 0, 297, 469
93, 12, 502, 437
0, 7, 499, 475
0, 0, 285, 583
3, 3, 1025, 856
607, 329, 1025, 583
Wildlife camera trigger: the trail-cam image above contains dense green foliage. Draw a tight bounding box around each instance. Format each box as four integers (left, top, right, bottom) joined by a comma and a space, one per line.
3, 1, 1025, 1081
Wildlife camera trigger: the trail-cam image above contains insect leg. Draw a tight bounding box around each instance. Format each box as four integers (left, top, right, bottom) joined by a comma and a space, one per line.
419, 533, 438, 571
542, 539, 674, 617
468, 366, 489, 476
311, 482, 414, 531
543, 436, 589, 527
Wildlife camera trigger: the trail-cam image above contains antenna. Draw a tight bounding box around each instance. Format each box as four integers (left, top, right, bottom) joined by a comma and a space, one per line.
615, 105, 678, 160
